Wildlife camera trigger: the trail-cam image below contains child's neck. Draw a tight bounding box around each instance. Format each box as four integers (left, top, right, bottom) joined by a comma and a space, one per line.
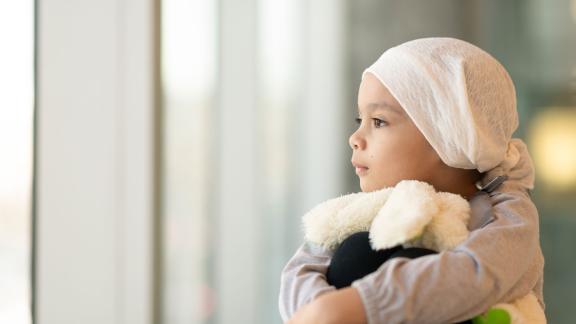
428, 168, 482, 201
433, 181, 479, 201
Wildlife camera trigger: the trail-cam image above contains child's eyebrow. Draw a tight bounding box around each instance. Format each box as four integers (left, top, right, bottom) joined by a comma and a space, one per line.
358, 102, 402, 115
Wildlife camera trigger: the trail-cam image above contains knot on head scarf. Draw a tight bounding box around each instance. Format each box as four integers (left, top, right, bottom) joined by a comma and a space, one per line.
363, 37, 535, 190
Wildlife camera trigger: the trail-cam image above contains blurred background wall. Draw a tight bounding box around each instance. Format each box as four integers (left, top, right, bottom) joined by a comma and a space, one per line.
2, 0, 575, 323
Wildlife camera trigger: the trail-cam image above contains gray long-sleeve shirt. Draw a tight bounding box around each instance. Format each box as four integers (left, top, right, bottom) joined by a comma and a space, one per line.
278, 182, 545, 323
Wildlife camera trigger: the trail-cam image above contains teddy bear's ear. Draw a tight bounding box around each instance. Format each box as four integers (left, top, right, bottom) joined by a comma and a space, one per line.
421, 192, 470, 251
369, 180, 438, 250
302, 192, 364, 248
303, 187, 393, 250
329, 188, 393, 247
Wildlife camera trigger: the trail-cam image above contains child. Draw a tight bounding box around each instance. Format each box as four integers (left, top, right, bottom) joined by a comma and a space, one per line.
278, 37, 545, 323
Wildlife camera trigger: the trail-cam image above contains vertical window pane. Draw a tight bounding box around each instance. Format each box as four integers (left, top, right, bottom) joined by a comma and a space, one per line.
258, 0, 303, 322
160, 0, 348, 322
0, 1, 34, 323
160, 0, 216, 323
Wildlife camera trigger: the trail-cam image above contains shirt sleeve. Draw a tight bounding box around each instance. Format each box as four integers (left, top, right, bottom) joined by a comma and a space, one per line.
278, 240, 337, 322
351, 185, 543, 324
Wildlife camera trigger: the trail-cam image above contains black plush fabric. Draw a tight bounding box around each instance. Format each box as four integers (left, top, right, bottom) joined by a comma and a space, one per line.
388, 246, 437, 259
326, 231, 403, 289
326, 231, 437, 288
325, 230, 472, 324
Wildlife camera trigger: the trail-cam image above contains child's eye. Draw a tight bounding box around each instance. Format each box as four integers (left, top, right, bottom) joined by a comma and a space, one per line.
354, 117, 388, 128
372, 118, 388, 128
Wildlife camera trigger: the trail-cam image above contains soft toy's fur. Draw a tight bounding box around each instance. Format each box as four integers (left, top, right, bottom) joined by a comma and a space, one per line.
302, 180, 546, 324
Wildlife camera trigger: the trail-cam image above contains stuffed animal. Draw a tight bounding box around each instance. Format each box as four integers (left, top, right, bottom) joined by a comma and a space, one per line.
302, 180, 546, 324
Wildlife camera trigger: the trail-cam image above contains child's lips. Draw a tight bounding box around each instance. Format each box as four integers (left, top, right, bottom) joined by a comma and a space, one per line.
355, 166, 368, 175
352, 161, 369, 175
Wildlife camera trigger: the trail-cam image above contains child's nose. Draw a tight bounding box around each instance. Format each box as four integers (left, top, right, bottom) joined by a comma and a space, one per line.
349, 130, 365, 150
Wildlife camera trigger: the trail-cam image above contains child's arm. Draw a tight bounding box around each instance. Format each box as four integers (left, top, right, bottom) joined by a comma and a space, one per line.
278, 240, 337, 322
346, 185, 544, 323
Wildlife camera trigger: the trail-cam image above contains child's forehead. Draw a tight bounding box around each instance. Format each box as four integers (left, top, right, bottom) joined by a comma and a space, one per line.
357, 101, 403, 115
358, 73, 404, 114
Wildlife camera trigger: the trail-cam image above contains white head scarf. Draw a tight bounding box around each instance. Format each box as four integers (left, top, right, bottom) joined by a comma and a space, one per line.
363, 37, 535, 191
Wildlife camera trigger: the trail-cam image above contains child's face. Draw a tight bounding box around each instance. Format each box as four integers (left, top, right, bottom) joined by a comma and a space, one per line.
349, 72, 443, 192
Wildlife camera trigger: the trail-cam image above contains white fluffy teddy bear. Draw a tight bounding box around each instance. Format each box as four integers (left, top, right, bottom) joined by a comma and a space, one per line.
302, 180, 546, 324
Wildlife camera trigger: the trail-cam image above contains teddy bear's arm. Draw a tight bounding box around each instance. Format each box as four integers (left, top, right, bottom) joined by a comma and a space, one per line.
278, 241, 337, 322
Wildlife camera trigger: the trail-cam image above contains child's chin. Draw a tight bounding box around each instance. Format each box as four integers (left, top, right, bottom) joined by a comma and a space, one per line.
360, 181, 389, 193
359, 181, 376, 193
359, 180, 369, 192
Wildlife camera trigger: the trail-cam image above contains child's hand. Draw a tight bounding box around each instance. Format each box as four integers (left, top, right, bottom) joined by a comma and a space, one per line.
286, 287, 367, 324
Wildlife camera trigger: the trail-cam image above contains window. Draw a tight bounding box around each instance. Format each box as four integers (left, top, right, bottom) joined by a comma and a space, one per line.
0, 1, 34, 323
